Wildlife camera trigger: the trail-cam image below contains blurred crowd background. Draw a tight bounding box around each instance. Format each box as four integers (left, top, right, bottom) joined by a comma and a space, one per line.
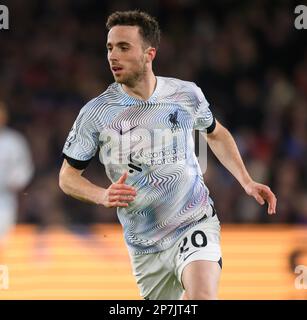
0, 0, 306, 230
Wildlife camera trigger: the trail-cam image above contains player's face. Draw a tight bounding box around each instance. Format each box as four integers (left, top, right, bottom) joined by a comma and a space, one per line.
107, 26, 150, 86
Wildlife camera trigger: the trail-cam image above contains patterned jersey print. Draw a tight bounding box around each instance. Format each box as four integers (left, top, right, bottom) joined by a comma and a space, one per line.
63, 76, 215, 254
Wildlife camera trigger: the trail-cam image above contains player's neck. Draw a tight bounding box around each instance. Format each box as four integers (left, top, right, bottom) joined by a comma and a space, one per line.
121, 71, 157, 101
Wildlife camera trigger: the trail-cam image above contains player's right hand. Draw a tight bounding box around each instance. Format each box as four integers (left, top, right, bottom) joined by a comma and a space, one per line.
101, 172, 137, 208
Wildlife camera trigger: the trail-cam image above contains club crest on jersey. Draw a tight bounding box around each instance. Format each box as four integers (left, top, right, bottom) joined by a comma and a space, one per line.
169, 110, 180, 133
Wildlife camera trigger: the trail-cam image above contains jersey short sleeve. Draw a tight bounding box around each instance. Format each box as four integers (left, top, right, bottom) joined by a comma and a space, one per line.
192, 84, 216, 133
62, 101, 100, 163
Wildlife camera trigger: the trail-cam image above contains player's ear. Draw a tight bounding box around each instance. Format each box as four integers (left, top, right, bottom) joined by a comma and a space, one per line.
145, 47, 156, 62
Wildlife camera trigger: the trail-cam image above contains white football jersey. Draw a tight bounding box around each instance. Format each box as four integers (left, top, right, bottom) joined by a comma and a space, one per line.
63, 76, 216, 254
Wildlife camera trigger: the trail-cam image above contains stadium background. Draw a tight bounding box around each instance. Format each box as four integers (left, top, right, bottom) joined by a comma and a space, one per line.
0, 0, 306, 299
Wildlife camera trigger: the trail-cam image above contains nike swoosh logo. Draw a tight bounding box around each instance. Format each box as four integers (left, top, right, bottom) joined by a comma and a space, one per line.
119, 126, 138, 135
183, 250, 199, 262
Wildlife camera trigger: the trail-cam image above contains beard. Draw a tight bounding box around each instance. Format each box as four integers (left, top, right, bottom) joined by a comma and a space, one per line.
114, 62, 147, 87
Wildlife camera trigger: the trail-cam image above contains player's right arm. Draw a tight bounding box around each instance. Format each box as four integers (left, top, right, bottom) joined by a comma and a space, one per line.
59, 159, 136, 208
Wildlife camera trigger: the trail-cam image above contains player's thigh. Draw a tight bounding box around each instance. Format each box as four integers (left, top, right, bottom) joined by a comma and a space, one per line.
181, 259, 221, 300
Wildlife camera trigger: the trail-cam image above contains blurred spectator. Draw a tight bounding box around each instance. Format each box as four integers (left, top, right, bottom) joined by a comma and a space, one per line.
0, 101, 34, 257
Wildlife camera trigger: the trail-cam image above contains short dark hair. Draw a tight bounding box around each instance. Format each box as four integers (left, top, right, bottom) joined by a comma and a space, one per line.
106, 10, 161, 49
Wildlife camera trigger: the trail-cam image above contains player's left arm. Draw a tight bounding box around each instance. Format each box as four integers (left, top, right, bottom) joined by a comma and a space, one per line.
204, 120, 277, 214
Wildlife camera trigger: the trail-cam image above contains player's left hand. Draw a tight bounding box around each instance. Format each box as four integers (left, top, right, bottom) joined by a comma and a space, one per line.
244, 181, 277, 215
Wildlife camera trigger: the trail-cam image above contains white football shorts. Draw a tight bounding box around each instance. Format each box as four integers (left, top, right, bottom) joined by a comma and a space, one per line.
128, 205, 222, 300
